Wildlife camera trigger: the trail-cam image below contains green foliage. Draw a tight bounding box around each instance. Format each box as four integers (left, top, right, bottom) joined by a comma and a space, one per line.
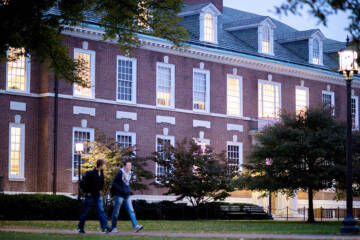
81, 135, 153, 196
276, 0, 360, 61
153, 139, 235, 206
236, 106, 348, 222
0, 0, 188, 84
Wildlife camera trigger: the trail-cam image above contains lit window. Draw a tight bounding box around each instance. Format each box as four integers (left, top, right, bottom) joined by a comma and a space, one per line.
352, 96, 359, 129
7, 48, 29, 92
193, 69, 210, 112
227, 142, 243, 175
116, 132, 136, 149
155, 136, 174, 181
312, 39, 320, 64
258, 80, 281, 119
262, 26, 270, 54
204, 13, 214, 42
74, 49, 95, 98
296, 87, 309, 115
227, 76, 242, 116
117, 56, 137, 103
9, 123, 25, 180
322, 90, 335, 116
72, 128, 94, 180
157, 63, 175, 107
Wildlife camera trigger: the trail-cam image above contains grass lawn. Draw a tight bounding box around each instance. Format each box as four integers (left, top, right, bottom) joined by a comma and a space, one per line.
0, 220, 349, 235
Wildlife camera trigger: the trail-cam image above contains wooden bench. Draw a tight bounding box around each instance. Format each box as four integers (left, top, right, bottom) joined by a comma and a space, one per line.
220, 205, 268, 219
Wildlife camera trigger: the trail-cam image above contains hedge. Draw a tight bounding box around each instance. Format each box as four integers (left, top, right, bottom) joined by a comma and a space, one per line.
0, 194, 268, 220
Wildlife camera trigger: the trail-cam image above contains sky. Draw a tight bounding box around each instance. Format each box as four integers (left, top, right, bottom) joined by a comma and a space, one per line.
223, 0, 350, 42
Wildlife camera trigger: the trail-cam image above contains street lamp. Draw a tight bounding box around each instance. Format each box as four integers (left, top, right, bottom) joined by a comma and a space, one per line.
339, 37, 359, 235
75, 142, 84, 200
265, 158, 273, 220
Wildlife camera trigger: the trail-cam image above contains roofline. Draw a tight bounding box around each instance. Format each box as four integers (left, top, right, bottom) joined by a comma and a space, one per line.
179, 3, 221, 17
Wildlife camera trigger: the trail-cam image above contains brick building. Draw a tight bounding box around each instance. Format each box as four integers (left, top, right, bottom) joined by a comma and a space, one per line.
1, 0, 359, 216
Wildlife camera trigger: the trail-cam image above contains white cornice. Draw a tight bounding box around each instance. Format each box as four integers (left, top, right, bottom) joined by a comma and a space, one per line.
61, 26, 360, 88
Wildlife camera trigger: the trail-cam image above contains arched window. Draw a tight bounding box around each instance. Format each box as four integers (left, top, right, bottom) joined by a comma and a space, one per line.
204, 13, 214, 42
262, 26, 270, 54
312, 39, 320, 64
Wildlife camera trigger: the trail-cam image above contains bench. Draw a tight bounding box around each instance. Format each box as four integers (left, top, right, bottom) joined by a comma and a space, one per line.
220, 205, 268, 220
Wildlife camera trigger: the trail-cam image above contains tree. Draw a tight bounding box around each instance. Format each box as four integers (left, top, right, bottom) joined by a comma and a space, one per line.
237, 107, 347, 223
276, 0, 360, 59
0, 0, 188, 83
153, 139, 235, 207
81, 135, 153, 197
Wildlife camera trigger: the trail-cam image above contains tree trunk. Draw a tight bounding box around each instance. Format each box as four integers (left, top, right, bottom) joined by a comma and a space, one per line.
307, 187, 315, 223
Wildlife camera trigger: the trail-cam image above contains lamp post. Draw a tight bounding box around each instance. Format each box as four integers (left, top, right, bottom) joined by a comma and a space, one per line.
265, 158, 273, 219
75, 142, 84, 201
339, 37, 359, 235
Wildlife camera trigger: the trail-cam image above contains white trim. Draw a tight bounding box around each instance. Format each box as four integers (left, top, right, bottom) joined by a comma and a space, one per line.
10, 101, 26, 111
258, 79, 282, 119
155, 135, 175, 181
0, 90, 255, 122
72, 127, 95, 181
352, 95, 359, 129
116, 55, 137, 104
227, 123, 244, 132
116, 111, 137, 120
116, 131, 136, 148
227, 141, 243, 171
200, 11, 218, 44
156, 115, 176, 125
73, 106, 96, 116
193, 68, 210, 112
226, 74, 243, 117
309, 31, 324, 66
8, 123, 25, 180
258, 19, 275, 55
73, 48, 96, 98
193, 120, 211, 129
156, 62, 175, 108
193, 137, 210, 145
5, 49, 31, 93
295, 86, 309, 112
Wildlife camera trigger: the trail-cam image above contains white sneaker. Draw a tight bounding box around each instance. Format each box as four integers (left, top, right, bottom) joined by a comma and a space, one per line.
111, 228, 119, 233
134, 225, 143, 233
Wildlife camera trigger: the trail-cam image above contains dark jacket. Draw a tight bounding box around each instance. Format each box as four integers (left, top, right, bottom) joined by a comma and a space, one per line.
81, 168, 104, 197
111, 169, 131, 198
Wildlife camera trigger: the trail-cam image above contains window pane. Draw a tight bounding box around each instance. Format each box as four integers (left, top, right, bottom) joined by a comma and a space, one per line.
204, 13, 214, 42
118, 59, 134, 101
156, 138, 171, 178
193, 72, 207, 110
10, 126, 22, 176
7, 48, 27, 91
313, 40, 320, 64
352, 97, 358, 129
117, 135, 133, 149
296, 88, 308, 115
74, 52, 92, 97
157, 66, 172, 106
227, 77, 241, 115
73, 130, 92, 177
262, 27, 270, 53
258, 82, 280, 119
227, 144, 240, 174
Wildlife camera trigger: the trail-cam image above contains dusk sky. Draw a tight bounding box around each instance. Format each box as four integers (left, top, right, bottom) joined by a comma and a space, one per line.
223, 0, 349, 42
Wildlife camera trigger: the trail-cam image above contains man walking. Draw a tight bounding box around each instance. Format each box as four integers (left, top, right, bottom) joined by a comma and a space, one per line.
110, 160, 143, 233
78, 159, 110, 234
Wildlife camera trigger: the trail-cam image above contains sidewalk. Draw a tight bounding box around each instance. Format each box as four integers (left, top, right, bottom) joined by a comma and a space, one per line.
2, 227, 360, 239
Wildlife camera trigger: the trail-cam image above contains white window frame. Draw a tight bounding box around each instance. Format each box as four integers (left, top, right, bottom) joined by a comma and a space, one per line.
73, 48, 96, 99
8, 123, 25, 181
258, 24, 274, 55
199, 9, 219, 44
156, 62, 175, 108
322, 90, 335, 116
6, 49, 31, 93
227, 141, 243, 172
226, 74, 243, 117
155, 135, 175, 182
116, 55, 137, 104
116, 131, 136, 149
352, 96, 359, 130
258, 79, 282, 120
309, 37, 323, 65
72, 127, 95, 181
295, 86, 309, 114
193, 68, 210, 113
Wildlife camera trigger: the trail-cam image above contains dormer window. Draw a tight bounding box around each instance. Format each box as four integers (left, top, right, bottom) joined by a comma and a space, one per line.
204, 13, 214, 42
262, 26, 270, 54
312, 39, 320, 64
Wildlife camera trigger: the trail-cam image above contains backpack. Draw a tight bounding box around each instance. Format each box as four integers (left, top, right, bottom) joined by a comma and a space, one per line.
79, 171, 89, 191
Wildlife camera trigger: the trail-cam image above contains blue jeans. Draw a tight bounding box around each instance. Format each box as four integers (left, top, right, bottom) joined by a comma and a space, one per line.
111, 195, 138, 228
78, 195, 108, 230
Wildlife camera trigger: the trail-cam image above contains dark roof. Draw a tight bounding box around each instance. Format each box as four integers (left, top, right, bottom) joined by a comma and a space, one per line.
276, 29, 320, 43
223, 16, 268, 30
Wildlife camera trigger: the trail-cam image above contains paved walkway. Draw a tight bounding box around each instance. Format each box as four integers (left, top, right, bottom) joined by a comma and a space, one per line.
2, 227, 360, 239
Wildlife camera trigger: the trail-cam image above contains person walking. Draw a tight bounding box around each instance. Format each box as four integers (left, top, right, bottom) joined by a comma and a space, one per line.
78, 159, 110, 234
110, 160, 143, 233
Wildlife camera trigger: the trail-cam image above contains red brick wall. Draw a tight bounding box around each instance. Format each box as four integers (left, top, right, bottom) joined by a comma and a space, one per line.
184, 0, 223, 12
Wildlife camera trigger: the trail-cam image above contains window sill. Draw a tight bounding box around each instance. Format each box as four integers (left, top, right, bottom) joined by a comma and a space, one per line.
9, 177, 25, 182
117, 100, 136, 105
6, 89, 30, 94
193, 109, 210, 114
73, 94, 95, 100
156, 105, 175, 110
